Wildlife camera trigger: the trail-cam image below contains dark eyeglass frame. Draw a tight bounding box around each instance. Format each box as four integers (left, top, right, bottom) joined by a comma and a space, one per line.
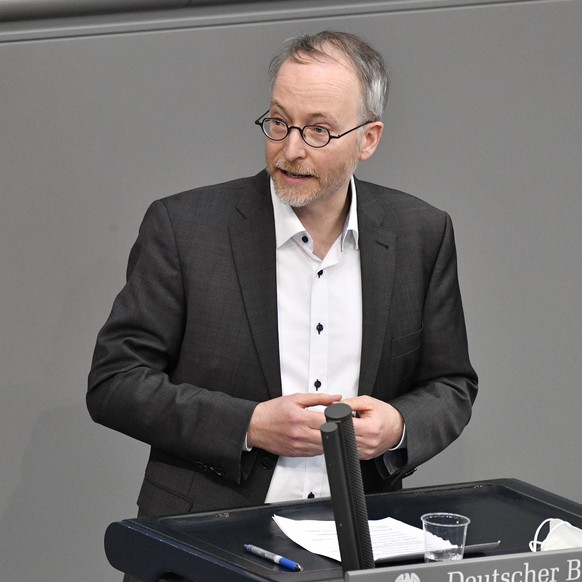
254, 110, 374, 148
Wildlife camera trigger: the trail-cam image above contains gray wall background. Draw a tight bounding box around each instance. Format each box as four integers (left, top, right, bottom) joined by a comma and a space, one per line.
1, 0, 580, 580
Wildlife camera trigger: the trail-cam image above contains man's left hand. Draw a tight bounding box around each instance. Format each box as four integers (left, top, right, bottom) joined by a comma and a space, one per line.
340, 396, 404, 460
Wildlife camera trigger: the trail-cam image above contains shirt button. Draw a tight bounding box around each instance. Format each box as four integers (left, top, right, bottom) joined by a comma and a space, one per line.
314, 379, 322, 390
316, 323, 324, 334
302, 235, 309, 243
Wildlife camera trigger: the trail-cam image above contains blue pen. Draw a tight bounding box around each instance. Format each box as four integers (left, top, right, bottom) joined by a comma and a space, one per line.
244, 544, 304, 571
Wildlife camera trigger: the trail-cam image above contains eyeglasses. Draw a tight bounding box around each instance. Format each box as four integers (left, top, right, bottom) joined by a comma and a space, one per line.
255, 110, 373, 149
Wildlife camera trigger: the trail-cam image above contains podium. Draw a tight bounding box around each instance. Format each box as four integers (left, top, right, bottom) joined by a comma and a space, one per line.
104, 479, 582, 582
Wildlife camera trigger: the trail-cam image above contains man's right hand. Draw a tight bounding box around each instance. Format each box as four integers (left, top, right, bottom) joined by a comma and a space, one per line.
246, 393, 341, 457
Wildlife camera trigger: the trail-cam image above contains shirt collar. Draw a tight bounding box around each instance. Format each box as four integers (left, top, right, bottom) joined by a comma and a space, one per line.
270, 176, 360, 251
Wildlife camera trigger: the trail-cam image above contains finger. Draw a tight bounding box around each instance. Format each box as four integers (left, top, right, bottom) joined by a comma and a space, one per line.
294, 392, 342, 407
345, 395, 380, 413
340, 395, 364, 408
303, 409, 329, 430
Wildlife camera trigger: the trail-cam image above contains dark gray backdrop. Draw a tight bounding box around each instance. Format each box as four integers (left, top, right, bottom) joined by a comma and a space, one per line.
1, 1, 580, 580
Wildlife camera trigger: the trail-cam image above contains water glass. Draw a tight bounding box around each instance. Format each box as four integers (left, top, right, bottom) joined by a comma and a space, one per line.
421, 512, 470, 562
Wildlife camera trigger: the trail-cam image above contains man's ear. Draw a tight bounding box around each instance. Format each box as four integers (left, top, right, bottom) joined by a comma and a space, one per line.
359, 122, 384, 161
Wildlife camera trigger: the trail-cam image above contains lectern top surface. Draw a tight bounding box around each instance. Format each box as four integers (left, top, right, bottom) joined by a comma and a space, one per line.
106, 479, 582, 582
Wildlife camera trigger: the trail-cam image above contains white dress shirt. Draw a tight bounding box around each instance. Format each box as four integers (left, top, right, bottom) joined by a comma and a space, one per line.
264, 177, 363, 503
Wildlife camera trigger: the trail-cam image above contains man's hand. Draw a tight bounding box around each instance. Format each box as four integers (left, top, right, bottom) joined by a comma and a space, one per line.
341, 396, 404, 460
247, 393, 342, 457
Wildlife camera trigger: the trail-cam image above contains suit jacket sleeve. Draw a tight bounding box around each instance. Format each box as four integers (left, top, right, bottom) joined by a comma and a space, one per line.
87, 198, 258, 485
385, 211, 478, 478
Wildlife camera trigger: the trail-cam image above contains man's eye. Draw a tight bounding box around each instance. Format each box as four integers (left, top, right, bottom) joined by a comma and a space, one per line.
312, 126, 327, 135
272, 119, 286, 127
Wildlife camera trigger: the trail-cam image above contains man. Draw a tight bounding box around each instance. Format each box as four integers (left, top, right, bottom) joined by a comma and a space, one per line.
88, 31, 477, 521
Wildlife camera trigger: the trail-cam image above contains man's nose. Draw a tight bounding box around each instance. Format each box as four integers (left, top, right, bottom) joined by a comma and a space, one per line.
283, 127, 307, 160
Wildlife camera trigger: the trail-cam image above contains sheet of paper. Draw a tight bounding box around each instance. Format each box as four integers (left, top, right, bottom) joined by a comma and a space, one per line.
272, 514, 452, 562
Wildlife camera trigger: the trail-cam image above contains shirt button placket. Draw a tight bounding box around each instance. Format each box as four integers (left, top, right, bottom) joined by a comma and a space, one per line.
310, 264, 328, 396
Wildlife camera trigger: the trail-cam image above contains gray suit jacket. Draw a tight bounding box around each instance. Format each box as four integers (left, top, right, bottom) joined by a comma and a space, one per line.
87, 170, 477, 516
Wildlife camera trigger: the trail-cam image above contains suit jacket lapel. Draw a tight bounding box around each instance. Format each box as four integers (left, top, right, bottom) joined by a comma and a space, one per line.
357, 183, 397, 395
229, 173, 282, 399
228, 174, 396, 400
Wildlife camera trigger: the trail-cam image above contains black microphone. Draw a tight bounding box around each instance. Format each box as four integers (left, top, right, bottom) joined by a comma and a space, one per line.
321, 402, 375, 573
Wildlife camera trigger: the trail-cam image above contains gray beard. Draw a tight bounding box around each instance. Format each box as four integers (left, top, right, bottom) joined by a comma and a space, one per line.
272, 184, 322, 208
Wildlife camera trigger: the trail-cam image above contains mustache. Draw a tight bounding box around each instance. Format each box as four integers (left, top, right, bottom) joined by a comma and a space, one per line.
274, 160, 319, 178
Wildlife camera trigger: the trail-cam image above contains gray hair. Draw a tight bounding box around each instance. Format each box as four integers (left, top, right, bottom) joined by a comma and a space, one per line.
268, 31, 389, 121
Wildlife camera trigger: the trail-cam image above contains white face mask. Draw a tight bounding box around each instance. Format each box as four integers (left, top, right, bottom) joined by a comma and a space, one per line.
529, 518, 582, 552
